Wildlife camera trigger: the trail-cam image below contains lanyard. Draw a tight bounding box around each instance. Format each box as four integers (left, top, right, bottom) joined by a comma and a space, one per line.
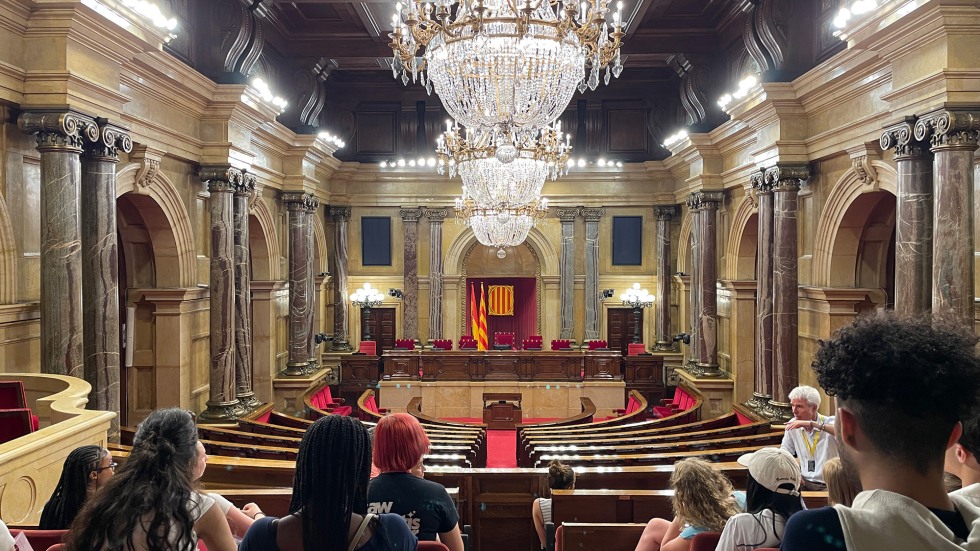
801, 414, 822, 459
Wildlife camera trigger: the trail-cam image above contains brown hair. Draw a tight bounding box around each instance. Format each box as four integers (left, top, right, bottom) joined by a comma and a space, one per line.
823, 457, 861, 507
670, 458, 741, 532
547, 460, 575, 493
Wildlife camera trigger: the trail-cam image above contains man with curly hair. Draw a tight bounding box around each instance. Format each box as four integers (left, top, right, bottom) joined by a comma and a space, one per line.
946, 414, 980, 504
781, 312, 980, 550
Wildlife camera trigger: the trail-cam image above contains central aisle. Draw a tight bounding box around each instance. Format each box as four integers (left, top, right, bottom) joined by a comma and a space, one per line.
486, 430, 517, 468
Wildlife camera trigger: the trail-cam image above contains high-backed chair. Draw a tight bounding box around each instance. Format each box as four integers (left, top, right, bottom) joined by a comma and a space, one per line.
0, 380, 38, 430
0, 409, 34, 444
522, 335, 543, 350
587, 340, 608, 350
394, 339, 415, 350
459, 336, 478, 350
627, 343, 646, 356
494, 332, 515, 350
550, 339, 572, 350
433, 339, 453, 350
358, 341, 377, 356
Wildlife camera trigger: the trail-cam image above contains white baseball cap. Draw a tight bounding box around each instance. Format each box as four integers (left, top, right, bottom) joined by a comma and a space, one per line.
737, 447, 801, 496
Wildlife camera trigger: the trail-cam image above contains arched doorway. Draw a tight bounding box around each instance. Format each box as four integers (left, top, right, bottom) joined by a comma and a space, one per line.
463, 243, 541, 346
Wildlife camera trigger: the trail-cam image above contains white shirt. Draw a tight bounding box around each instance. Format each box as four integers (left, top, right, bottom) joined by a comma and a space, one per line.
780, 414, 838, 484
952, 483, 980, 507
836, 489, 980, 550
715, 509, 785, 551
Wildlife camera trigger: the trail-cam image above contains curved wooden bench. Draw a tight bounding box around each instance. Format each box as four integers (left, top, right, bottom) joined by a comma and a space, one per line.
531, 432, 783, 466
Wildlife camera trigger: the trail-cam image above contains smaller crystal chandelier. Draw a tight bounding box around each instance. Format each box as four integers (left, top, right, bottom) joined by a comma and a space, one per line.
454, 197, 549, 258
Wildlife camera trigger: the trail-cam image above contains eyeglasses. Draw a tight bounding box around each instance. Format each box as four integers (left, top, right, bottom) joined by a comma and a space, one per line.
96, 461, 118, 472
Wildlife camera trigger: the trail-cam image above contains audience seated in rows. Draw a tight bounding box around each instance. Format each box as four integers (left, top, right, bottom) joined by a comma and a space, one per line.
823, 457, 861, 507
39, 445, 115, 530
368, 413, 464, 551
239, 415, 416, 551
69, 408, 238, 551
532, 459, 575, 550
782, 312, 980, 550
634, 458, 744, 551
781, 385, 838, 491
715, 448, 803, 551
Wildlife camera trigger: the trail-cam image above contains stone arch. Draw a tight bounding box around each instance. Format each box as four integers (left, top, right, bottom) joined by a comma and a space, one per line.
726, 197, 758, 280
115, 164, 196, 288
248, 198, 279, 281
311, 209, 328, 274
444, 226, 558, 277
0, 193, 17, 303
677, 209, 694, 273
813, 161, 897, 288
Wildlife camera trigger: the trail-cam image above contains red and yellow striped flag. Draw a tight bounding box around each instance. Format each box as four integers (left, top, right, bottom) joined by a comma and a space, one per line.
478, 283, 489, 351
470, 282, 479, 340
487, 285, 514, 316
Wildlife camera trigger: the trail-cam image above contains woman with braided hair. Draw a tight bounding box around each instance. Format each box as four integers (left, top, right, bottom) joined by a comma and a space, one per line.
239, 415, 416, 551
68, 408, 236, 551
39, 445, 115, 529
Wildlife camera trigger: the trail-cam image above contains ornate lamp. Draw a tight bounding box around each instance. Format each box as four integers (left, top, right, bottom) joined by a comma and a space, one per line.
350, 283, 385, 341
454, 196, 548, 258
621, 283, 654, 344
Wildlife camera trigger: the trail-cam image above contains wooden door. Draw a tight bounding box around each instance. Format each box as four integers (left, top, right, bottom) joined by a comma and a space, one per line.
607, 308, 640, 356
361, 307, 396, 354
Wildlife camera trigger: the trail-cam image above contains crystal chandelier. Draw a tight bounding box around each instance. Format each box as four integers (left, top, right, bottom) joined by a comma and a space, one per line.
437, 122, 570, 205
455, 197, 549, 258
389, 0, 626, 130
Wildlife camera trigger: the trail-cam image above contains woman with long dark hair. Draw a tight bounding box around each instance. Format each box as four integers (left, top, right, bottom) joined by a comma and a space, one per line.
716, 448, 804, 550
532, 459, 575, 549
68, 408, 236, 551
39, 445, 114, 529
239, 415, 416, 551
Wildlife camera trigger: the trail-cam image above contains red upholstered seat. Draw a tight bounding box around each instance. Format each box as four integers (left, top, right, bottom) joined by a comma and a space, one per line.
417, 542, 451, 551
358, 341, 377, 356
364, 395, 389, 415
494, 332, 515, 349
9, 529, 68, 551
311, 386, 352, 416
433, 339, 453, 350
0, 380, 38, 430
522, 336, 543, 350
550, 339, 572, 350
587, 340, 608, 350
690, 531, 721, 551
394, 339, 415, 350
627, 343, 646, 356
459, 336, 478, 349
614, 394, 643, 417
0, 408, 34, 443
653, 387, 691, 418
555, 525, 564, 551
47, 544, 67, 551
735, 410, 755, 425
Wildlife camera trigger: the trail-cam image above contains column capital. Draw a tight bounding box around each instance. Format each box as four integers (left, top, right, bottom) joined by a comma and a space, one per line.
914, 108, 980, 151
235, 172, 258, 196
687, 191, 724, 211
654, 205, 676, 220
18, 111, 99, 153
764, 164, 809, 192
201, 166, 244, 193
330, 205, 352, 221
84, 119, 133, 162
399, 207, 423, 222
881, 116, 929, 160
581, 207, 604, 221
424, 207, 449, 222
283, 192, 319, 211
557, 207, 580, 222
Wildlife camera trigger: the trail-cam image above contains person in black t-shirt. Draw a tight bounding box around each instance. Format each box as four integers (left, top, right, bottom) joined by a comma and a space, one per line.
368, 413, 465, 551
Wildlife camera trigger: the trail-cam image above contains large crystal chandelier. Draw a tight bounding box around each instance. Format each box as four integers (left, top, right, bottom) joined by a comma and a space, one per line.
389, 0, 625, 130
454, 197, 549, 258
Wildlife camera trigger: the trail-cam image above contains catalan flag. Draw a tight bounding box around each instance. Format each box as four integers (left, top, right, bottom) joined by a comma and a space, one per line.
470, 282, 479, 341
487, 285, 514, 316
478, 283, 489, 351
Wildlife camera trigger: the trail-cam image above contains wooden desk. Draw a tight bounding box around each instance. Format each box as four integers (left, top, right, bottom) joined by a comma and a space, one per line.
482, 392, 522, 429
381, 350, 623, 381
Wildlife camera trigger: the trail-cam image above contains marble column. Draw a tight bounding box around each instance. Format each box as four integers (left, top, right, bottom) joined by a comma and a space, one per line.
653, 206, 675, 351
426, 208, 448, 340
18, 112, 98, 378
284, 193, 317, 375
233, 173, 260, 409
558, 207, 579, 340
685, 198, 702, 371
583, 208, 603, 341
80, 121, 131, 438
331, 206, 353, 350
200, 166, 242, 421
914, 109, 980, 324
882, 118, 933, 317
748, 171, 774, 411
692, 192, 724, 376
306, 200, 318, 372
766, 165, 808, 422
400, 208, 423, 342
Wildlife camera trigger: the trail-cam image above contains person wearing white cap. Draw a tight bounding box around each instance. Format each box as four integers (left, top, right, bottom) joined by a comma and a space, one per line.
715, 448, 803, 551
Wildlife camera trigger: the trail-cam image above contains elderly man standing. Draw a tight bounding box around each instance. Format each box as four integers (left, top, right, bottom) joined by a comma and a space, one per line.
780, 385, 838, 490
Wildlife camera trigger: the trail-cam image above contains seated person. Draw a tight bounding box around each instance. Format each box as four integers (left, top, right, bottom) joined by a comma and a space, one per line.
946, 412, 980, 505
368, 413, 464, 551
532, 459, 575, 550
635, 458, 744, 551
715, 448, 803, 551
40, 445, 114, 529
823, 457, 861, 507
781, 385, 838, 491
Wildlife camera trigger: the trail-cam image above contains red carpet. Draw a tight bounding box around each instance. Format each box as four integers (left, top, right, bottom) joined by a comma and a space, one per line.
486, 430, 517, 468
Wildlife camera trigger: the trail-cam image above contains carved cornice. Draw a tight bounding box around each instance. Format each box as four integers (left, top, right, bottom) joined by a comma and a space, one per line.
687, 191, 724, 211
764, 164, 808, 192
399, 208, 423, 222
84, 120, 133, 162
18, 111, 99, 153
201, 165, 244, 193
845, 143, 881, 188
914, 108, 980, 150
557, 207, 580, 222
880, 116, 928, 160
130, 145, 163, 190
283, 192, 319, 211
581, 207, 604, 221
330, 206, 352, 222
654, 205, 676, 221
424, 207, 449, 223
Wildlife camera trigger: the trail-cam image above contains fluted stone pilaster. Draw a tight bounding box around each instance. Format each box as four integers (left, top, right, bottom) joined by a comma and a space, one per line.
558, 208, 579, 340
306, 201, 317, 370
686, 200, 702, 371
653, 206, 675, 351
331, 207, 353, 350
688, 192, 724, 376
401, 208, 423, 341
233, 173, 259, 409
284, 193, 318, 375
200, 166, 243, 421
914, 109, 980, 324
583, 208, 603, 341
426, 208, 448, 339
81, 120, 131, 439
18, 112, 98, 380
748, 171, 774, 411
